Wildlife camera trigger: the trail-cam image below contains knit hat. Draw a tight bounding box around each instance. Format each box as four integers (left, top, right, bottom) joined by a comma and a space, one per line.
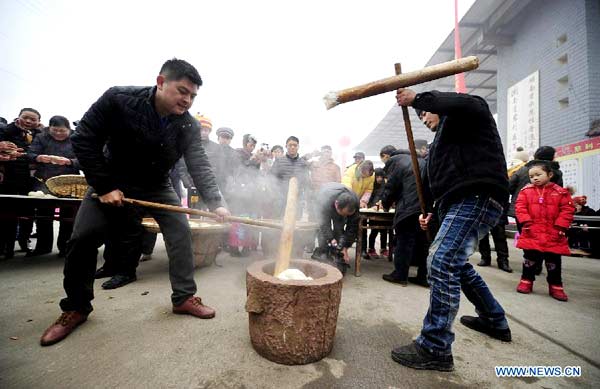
513, 149, 529, 163
216, 127, 234, 138
194, 114, 212, 130
572, 196, 587, 206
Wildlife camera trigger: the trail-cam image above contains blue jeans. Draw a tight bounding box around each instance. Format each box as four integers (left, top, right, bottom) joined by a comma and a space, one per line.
416, 195, 508, 356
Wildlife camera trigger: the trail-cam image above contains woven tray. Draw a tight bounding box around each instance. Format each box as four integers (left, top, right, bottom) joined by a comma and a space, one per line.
45, 175, 89, 198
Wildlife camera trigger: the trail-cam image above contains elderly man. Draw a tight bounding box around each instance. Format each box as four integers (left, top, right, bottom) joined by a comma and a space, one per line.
40, 58, 230, 347
391, 89, 511, 372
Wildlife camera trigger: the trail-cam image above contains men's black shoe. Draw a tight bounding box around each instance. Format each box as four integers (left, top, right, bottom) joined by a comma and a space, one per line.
497, 260, 513, 273
382, 273, 407, 286
408, 276, 429, 288
101, 274, 137, 290
477, 259, 491, 267
94, 267, 116, 279
391, 342, 454, 372
25, 250, 52, 258
335, 259, 349, 275
460, 315, 512, 342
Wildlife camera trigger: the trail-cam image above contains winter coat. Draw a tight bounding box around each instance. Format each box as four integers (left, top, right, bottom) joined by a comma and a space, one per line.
342, 162, 374, 202
515, 182, 574, 255
310, 158, 341, 191
27, 131, 80, 181
315, 182, 359, 247
508, 161, 563, 217
412, 91, 508, 208
270, 153, 310, 190
0, 122, 34, 193
367, 182, 385, 207
72, 86, 223, 210
381, 150, 425, 226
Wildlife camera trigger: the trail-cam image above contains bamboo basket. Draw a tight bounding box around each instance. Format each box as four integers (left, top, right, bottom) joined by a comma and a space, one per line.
45, 175, 89, 198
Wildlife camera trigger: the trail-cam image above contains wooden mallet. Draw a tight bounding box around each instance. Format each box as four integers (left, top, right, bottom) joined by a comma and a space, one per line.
323, 56, 478, 109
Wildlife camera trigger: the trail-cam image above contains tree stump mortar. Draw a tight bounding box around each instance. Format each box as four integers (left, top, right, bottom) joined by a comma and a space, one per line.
245, 259, 343, 365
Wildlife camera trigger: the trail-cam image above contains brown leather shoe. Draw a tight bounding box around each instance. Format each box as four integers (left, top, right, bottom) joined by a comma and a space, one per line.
172, 296, 216, 319
40, 311, 88, 346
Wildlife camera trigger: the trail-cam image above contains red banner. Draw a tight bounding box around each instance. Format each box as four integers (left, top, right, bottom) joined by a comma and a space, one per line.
454, 0, 467, 93
555, 137, 600, 157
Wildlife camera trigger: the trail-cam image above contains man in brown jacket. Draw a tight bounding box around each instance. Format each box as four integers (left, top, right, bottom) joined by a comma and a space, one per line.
307, 145, 341, 252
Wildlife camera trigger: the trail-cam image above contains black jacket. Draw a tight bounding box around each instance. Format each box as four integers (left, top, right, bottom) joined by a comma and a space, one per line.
315, 183, 359, 247
0, 123, 34, 192
508, 160, 563, 216
72, 86, 223, 210
381, 150, 425, 226
413, 91, 508, 208
27, 131, 80, 181
270, 153, 310, 196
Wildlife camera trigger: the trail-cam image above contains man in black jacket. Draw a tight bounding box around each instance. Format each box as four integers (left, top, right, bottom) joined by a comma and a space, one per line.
390, 90, 511, 372
270, 136, 310, 218
312, 183, 359, 273
40, 59, 230, 347
380, 148, 428, 286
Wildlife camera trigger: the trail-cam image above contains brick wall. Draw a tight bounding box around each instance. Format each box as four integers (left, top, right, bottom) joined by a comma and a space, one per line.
497, 0, 593, 152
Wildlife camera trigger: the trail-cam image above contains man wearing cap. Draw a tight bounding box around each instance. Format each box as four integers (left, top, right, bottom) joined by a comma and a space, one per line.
216, 127, 236, 196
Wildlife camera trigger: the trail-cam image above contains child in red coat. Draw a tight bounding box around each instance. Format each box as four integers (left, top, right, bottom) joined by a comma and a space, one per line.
515, 160, 575, 301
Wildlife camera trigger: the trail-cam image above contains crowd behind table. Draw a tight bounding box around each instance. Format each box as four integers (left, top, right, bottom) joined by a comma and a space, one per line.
2, 110, 600, 273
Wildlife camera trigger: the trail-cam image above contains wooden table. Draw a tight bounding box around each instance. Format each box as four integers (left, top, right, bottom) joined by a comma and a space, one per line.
0, 194, 82, 222
355, 209, 395, 277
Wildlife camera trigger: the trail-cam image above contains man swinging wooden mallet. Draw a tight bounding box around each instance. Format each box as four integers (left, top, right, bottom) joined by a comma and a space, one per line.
325, 57, 512, 372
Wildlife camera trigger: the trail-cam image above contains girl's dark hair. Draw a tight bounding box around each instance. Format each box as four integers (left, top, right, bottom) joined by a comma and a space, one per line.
374, 167, 385, 177
49, 115, 71, 129
526, 159, 552, 174
533, 146, 556, 161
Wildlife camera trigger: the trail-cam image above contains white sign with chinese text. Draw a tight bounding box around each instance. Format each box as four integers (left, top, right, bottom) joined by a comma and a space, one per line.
507, 71, 539, 157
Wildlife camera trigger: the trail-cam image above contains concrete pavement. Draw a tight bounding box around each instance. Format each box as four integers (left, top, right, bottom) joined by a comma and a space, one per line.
1, 238, 599, 388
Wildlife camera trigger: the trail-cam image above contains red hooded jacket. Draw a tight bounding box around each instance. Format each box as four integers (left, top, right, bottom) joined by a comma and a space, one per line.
515, 182, 574, 255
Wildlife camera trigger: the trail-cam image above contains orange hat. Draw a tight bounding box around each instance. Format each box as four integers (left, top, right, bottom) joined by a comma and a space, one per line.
194, 114, 212, 130
572, 196, 587, 206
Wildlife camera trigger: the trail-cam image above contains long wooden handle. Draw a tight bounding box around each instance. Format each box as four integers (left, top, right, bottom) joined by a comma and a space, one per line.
91, 194, 283, 229
274, 177, 299, 276
395, 63, 432, 242
324, 56, 478, 109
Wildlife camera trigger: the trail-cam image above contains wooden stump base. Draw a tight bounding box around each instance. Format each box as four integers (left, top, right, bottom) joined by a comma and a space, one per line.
245, 259, 343, 365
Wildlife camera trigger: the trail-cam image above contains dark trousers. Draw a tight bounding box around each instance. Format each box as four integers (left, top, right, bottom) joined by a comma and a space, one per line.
479, 223, 509, 262
317, 216, 345, 249
0, 185, 32, 255
368, 229, 388, 250
521, 249, 562, 285
60, 187, 197, 314
393, 214, 428, 281
34, 206, 74, 253
102, 229, 156, 274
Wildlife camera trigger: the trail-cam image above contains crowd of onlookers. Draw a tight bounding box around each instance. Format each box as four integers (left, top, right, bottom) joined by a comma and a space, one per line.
2, 108, 599, 286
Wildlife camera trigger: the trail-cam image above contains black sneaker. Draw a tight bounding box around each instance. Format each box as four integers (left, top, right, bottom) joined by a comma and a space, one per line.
101, 274, 137, 290
391, 342, 454, 372
459, 315, 512, 342
408, 276, 429, 288
477, 259, 491, 267
382, 273, 407, 286
94, 266, 116, 279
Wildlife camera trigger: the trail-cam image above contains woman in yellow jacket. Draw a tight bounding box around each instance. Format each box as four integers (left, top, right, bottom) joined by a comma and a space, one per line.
342, 160, 375, 258
342, 160, 375, 207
